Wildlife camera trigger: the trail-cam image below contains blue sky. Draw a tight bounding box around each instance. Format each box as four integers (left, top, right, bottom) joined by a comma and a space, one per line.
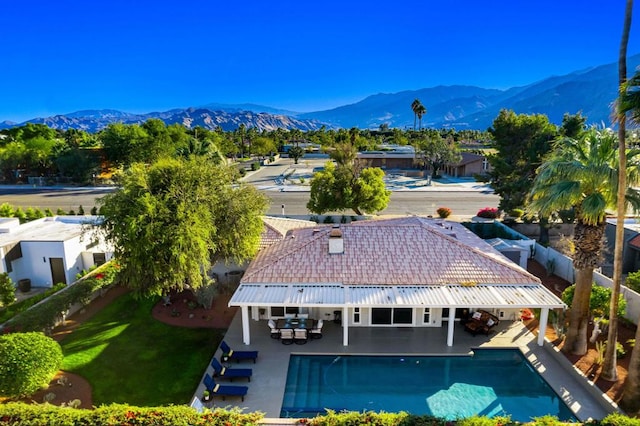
1, 0, 638, 122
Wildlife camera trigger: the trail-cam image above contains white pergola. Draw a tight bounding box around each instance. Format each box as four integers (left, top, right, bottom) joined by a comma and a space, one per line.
229, 282, 566, 347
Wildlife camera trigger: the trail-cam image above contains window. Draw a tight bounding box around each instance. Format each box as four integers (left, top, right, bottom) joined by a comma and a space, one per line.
271, 307, 284, 317
371, 308, 413, 325
423, 308, 431, 324
353, 307, 361, 324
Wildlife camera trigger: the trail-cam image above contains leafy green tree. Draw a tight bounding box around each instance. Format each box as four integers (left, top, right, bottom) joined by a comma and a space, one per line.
488, 109, 558, 212
99, 157, 269, 298
251, 136, 276, 159
288, 146, 305, 164
560, 112, 587, 138
307, 161, 390, 215
0, 332, 63, 397
413, 134, 461, 178
528, 128, 640, 355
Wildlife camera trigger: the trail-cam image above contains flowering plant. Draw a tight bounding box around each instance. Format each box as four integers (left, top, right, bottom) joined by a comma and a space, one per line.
476, 207, 501, 219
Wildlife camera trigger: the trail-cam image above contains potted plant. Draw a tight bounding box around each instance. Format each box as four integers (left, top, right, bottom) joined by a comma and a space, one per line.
202, 390, 211, 402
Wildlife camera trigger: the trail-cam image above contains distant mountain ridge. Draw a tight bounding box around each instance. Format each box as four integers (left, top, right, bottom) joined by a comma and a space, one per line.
0, 107, 326, 133
2, 54, 638, 132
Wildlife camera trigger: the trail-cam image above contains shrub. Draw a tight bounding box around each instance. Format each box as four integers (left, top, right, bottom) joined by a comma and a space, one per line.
0, 332, 63, 397
44, 208, 54, 217
56, 208, 66, 215
78, 205, 85, 215
476, 207, 501, 219
436, 207, 452, 218
0, 402, 263, 425
600, 413, 640, 426
13, 207, 26, 222
0, 203, 14, 217
0, 282, 67, 324
238, 167, 247, 177
251, 161, 261, 171
323, 215, 334, 224
0, 273, 15, 307
507, 208, 524, 218
90, 206, 98, 215
561, 283, 626, 318
625, 271, 640, 293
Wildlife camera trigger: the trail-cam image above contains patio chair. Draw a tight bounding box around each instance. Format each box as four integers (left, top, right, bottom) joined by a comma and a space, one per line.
310, 319, 323, 339
293, 328, 308, 344
211, 358, 252, 382
220, 341, 259, 363
203, 373, 248, 401
268, 319, 280, 339
280, 328, 294, 345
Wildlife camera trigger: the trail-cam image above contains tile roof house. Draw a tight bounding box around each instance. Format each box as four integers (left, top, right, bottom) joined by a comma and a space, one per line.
229, 216, 564, 347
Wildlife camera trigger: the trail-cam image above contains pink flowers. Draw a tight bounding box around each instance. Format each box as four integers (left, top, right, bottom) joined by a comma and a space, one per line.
476, 207, 501, 219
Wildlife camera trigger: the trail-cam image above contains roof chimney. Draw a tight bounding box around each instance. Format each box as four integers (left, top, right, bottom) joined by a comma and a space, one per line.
328, 225, 344, 254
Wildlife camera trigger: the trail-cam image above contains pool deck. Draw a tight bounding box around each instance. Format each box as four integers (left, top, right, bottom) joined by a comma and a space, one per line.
196, 315, 621, 422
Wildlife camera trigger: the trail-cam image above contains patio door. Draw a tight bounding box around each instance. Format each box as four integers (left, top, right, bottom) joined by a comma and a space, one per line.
371, 308, 413, 325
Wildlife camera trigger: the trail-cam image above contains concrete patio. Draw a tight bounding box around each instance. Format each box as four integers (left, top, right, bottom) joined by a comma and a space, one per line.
194, 313, 621, 423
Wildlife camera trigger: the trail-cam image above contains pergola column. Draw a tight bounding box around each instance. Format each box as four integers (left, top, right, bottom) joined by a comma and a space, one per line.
241, 306, 251, 345
446, 308, 456, 346
537, 308, 549, 346
342, 306, 349, 346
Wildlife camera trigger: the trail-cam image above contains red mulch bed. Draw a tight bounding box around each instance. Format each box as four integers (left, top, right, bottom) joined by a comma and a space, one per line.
8, 286, 236, 409
527, 260, 635, 406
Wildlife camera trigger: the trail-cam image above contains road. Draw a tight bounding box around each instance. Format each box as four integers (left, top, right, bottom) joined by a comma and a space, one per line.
0, 187, 499, 218
0, 159, 500, 217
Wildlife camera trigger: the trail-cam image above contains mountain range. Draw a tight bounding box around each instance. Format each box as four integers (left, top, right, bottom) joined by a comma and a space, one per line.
2, 54, 639, 132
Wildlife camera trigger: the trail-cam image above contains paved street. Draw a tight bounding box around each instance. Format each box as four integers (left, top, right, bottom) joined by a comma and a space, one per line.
0, 158, 500, 218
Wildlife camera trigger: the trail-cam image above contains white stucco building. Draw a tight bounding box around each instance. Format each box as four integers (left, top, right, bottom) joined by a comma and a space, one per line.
0, 216, 113, 288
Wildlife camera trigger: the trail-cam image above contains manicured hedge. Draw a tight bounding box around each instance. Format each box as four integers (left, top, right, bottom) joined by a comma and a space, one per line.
0, 404, 637, 426
2, 263, 119, 334
0, 283, 67, 324
0, 403, 263, 425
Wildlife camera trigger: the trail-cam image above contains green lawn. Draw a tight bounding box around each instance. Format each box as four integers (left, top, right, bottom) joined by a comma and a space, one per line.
61, 292, 224, 406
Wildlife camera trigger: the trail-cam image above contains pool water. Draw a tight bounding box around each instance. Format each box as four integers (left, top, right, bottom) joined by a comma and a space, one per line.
280, 349, 576, 421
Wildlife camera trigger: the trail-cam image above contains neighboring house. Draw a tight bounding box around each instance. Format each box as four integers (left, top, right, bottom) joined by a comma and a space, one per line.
357, 147, 491, 178
0, 216, 113, 288
442, 152, 491, 178
604, 218, 640, 276
357, 145, 417, 170
229, 217, 564, 347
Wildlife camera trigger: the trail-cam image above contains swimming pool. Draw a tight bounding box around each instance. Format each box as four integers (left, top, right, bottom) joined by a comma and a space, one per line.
281, 349, 576, 421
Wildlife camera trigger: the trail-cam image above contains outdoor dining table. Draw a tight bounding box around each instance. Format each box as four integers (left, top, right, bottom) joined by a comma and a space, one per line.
276, 318, 317, 330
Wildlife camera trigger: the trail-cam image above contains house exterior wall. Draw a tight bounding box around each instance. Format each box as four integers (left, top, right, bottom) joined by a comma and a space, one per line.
13, 241, 66, 287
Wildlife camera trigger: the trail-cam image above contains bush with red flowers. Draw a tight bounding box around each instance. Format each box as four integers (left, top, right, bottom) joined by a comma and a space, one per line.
476, 207, 501, 219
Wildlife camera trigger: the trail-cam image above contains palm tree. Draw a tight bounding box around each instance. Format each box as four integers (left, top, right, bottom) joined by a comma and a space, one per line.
528, 128, 640, 356
411, 99, 421, 131
416, 104, 427, 130
602, 0, 634, 383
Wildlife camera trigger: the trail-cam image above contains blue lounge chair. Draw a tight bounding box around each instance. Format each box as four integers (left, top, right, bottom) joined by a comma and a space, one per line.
211, 358, 252, 382
220, 341, 258, 364
203, 373, 248, 401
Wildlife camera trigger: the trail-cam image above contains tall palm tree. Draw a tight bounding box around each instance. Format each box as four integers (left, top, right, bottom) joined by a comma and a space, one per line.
603, 0, 634, 383
411, 99, 421, 131
528, 128, 640, 356
416, 104, 427, 130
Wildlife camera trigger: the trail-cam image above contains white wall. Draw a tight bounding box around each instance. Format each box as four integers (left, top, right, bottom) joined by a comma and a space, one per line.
534, 243, 640, 325
14, 241, 66, 287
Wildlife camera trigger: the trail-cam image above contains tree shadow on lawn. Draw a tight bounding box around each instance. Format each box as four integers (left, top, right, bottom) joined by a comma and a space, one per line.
60, 291, 224, 406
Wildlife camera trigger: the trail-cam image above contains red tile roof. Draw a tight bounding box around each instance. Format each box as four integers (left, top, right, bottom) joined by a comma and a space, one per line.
243, 217, 540, 286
